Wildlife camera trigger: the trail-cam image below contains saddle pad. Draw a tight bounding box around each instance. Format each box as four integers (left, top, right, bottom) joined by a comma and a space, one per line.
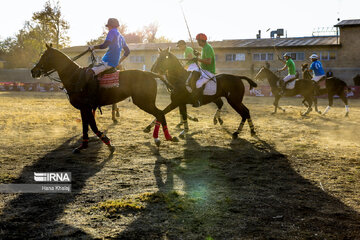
186, 76, 217, 96
285, 80, 296, 90
98, 71, 119, 88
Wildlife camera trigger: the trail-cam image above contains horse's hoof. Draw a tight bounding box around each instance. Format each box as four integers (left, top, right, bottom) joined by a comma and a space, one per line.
154, 138, 161, 147
73, 148, 81, 154
143, 126, 151, 133
213, 118, 218, 125
345, 112, 349, 117
232, 132, 239, 140
282, 109, 286, 113
317, 110, 322, 114
108, 145, 115, 154
176, 123, 183, 129
193, 118, 199, 122
218, 118, 224, 125
112, 119, 118, 124
116, 112, 120, 117
271, 112, 276, 115
251, 130, 256, 137
172, 136, 179, 142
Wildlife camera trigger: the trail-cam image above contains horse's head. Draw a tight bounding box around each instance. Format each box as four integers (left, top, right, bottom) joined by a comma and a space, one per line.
301, 63, 309, 72
31, 44, 55, 79
151, 47, 178, 74
254, 66, 268, 81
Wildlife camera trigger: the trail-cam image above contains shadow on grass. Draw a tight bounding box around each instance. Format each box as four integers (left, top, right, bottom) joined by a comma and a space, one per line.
0, 136, 113, 239
115, 133, 360, 239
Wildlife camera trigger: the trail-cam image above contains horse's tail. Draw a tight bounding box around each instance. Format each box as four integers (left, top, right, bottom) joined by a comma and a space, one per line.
236, 76, 258, 90
148, 72, 174, 92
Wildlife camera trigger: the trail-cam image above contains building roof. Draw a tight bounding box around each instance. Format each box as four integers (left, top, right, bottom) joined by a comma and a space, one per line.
334, 19, 360, 27
63, 36, 339, 53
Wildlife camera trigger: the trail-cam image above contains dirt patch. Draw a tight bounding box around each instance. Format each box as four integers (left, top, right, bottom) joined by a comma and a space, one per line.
0, 92, 360, 239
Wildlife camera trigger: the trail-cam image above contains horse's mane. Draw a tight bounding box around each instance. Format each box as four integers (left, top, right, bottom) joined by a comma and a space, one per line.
167, 51, 184, 69
262, 67, 279, 82
50, 47, 81, 68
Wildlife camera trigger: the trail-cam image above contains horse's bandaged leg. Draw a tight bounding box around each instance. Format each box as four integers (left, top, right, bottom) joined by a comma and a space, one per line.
153, 121, 161, 139
96, 131, 111, 145
345, 105, 349, 113
162, 125, 172, 141
322, 106, 331, 115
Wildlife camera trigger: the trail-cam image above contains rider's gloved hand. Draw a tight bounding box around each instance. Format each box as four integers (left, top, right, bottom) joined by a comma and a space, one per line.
193, 49, 200, 57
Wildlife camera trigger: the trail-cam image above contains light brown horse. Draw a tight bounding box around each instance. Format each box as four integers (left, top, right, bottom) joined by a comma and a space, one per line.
255, 67, 315, 116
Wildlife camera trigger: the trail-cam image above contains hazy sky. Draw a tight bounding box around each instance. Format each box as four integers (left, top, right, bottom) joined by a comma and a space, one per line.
0, 0, 358, 46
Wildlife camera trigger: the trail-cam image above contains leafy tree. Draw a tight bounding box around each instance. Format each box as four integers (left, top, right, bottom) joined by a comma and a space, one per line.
32, 0, 70, 49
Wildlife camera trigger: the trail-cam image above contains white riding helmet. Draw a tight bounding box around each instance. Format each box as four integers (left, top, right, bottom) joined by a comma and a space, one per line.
283, 52, 291, 58
309, 54, 319, 59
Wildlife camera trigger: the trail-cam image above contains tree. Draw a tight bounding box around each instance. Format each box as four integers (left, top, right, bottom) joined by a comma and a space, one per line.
32, 0, 70, 49
142, 22, 159, 43
0, 1, 70, 68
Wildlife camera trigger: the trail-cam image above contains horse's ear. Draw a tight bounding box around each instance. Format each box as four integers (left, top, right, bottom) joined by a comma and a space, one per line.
49, 43, 53, 48
166, 47, 171, 52
158, 47, 162, 52
46, 44, 50, 49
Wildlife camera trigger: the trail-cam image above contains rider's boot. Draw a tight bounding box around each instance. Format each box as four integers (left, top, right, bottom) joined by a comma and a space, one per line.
279, 80, 286, 96
86, 69, 98, 108
187, 71, 201, 107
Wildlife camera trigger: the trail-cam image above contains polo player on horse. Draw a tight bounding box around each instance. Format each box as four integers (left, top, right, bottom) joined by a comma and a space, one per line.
81, 18, 130, 107
277, 52, 297, 95
186, 33, 216, 107
309, 54, 326, 95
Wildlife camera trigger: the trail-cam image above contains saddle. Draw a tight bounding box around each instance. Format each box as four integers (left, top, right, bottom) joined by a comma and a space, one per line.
97, 68, 119, 89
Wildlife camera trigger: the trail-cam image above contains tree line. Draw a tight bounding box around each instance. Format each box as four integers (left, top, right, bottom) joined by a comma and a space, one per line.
0, 1, 169, 68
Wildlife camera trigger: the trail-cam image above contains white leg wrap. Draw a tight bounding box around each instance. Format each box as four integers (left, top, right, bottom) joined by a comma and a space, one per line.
323, 106, 331, 115
345, 105, 349, 113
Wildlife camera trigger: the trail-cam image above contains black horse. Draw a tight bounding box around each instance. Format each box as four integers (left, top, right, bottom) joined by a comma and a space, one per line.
301, 63, 350, 116
31, 44, 178, 153
148, 47, 257, 139
255, 67, 315, 116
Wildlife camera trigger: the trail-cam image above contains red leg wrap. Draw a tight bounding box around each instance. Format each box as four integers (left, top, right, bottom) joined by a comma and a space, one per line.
153, 121, 161, 139
162, 125, 172, 141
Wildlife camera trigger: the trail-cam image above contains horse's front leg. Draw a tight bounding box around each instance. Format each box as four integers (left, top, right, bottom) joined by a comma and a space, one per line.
86, 107, 115, 154
272, 95, 281, 114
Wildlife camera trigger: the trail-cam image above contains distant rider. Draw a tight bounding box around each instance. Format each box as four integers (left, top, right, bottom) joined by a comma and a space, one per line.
309, 54, 326, 95
176, 40, 196, 70
277, 52, 296, 95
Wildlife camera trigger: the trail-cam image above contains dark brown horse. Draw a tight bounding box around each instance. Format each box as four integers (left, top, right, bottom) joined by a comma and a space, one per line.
31, 44, 178, 153
301, 63, 350, 116
149, 48, 257, 139
254, 67, 315, 116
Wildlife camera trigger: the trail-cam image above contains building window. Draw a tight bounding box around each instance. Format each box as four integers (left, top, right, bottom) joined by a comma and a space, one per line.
151, 55, 158, 63
253, 53, 273, 61
130, 56, 145, 63
225, 53, 245, 62
281, 52, 304, 61
320, 51, 336, 61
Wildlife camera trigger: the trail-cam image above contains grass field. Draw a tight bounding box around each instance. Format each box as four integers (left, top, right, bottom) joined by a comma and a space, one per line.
0, 91, 360, 239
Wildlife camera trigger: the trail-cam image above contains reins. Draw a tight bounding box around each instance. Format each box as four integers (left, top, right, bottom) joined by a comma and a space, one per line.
44, 49, 94, 83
